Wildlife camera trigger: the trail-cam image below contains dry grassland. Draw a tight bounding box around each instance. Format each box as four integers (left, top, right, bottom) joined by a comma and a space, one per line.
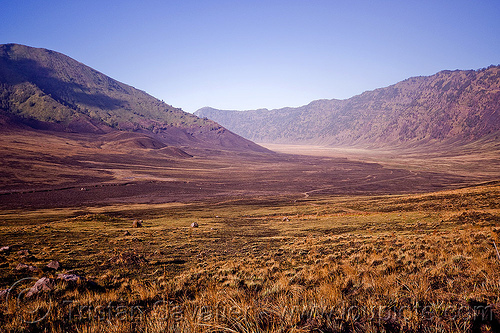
1, 183, 500, 332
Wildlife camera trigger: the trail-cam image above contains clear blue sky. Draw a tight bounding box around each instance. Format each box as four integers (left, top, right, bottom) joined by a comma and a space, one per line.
2, 0, 500, 112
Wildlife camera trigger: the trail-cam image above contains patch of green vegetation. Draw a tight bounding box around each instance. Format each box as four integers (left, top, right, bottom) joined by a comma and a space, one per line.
0, 44, 211, 131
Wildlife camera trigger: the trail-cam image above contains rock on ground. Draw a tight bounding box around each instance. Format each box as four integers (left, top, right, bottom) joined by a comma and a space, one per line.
17, 249, 30, 256
57, 273, 84, 283
46, 260, 61, 270
15, 263, 39, 272
0, 289, 9, 301
26, 277, 54, 297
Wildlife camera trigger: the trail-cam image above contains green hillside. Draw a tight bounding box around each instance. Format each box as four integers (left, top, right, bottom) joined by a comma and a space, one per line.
0, 44, 208, 130
0, 44, 267, 152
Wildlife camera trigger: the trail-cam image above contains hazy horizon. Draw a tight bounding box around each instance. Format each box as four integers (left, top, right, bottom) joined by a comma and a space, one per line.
2, 0, 500, 113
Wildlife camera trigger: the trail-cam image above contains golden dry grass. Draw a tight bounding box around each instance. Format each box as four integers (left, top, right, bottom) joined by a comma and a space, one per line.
1, 183, 500, 332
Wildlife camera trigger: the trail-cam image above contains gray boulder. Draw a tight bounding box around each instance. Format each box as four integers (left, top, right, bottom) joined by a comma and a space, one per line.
26, 277, 54, 297
46, 260, 61, 270
15, 263, 39, 272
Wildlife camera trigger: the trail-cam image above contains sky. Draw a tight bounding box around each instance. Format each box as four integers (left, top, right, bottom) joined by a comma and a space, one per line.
1, 0, 500, 113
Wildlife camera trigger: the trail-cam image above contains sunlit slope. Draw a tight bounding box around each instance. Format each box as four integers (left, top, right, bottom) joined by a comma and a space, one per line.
0, 43, 267, 152
196, 66, 500, 149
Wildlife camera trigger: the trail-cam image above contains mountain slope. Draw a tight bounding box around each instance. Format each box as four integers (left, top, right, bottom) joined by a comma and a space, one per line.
196, 66, 500, 149
0, 43, 267, 152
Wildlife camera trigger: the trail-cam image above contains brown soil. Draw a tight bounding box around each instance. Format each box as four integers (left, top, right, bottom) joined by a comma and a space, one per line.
0, 129, 495, 210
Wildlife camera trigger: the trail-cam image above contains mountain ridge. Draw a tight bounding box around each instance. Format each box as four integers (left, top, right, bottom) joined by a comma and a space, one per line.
195, 66, 500, 149
0, 43, 268, 153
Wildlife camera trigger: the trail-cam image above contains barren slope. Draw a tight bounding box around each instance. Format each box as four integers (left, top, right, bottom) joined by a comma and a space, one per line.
196, 66, 500, 149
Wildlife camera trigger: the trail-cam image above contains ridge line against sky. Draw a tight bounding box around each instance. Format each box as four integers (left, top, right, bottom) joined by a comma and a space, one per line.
2, 0, 500, 113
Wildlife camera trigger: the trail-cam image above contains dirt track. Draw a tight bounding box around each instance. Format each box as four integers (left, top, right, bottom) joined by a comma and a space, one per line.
0, 130, 492, 210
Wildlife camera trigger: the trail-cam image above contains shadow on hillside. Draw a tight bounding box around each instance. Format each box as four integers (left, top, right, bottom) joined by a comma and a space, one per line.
0, 53, 126, 111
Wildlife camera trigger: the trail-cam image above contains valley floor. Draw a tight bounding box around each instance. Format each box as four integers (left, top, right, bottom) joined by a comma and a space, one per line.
1, 130, 496, 209
1, 131, 500, 332
260, 143, 500, 179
